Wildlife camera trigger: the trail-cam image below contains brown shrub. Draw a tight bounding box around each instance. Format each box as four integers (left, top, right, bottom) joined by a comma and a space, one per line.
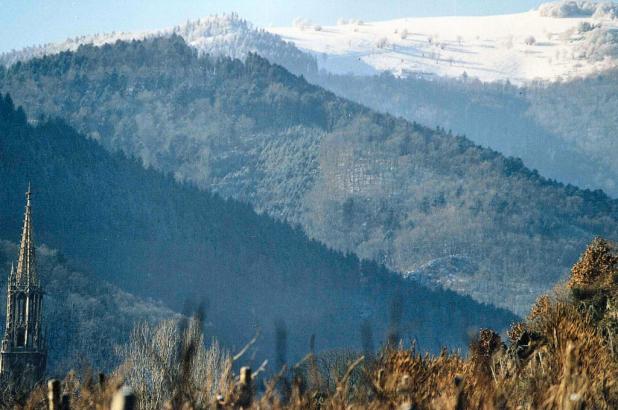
569, 237, 617, 290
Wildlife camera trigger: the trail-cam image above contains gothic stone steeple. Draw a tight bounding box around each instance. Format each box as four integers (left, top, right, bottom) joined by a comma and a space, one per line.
0, 186, 47, 385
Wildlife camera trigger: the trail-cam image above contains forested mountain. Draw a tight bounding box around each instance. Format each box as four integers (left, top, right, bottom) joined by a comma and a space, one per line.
0, 240, 174, 375
311, 71, 618, 198
0, 14, 316, 77
0, 94, 515, 367
0, 36, 616, 314
3, 12, 616, 199
526, 70, 618, 194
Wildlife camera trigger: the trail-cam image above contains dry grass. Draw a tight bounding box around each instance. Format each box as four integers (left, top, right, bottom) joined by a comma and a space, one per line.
5, 238, 618, 409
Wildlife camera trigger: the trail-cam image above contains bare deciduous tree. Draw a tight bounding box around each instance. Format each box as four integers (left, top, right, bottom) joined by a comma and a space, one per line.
115, 317, 232, 410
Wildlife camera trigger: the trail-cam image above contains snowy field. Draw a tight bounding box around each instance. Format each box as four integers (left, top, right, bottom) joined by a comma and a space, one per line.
3, 2, 618, 85
268, 4, 618, 84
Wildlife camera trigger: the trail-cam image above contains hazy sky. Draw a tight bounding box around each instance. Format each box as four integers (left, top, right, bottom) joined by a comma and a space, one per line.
1, 0, 548, 53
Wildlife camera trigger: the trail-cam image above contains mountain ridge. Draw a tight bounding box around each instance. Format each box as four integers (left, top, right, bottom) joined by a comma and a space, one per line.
1, 35, 616, 314
0, 92, 516, 365
3, 8, 618, 199
0, 13, 317, 77
312, 70, 618, 197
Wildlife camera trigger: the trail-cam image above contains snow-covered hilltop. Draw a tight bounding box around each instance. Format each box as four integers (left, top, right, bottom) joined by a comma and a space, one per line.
268, 1, 618, 83
0, 13, 316, 75
4, 2, 618, 84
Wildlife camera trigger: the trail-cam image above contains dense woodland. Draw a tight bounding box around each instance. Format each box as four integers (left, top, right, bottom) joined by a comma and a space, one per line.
312, 69, 618, 199
527, 69, 618, 192
0, 36, 616, 313
0, 94, 516, 372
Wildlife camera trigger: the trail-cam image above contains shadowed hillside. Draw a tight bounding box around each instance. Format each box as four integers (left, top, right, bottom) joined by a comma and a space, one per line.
311, 71, 618, 198
0, 94, 515, 367
312, 72, 612, 195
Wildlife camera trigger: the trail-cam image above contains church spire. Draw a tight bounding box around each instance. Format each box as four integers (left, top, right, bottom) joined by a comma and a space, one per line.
0, 185, 47, 384
16, 184, 37, 287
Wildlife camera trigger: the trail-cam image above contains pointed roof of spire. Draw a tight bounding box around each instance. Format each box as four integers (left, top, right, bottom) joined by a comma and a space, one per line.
16, 184, 38, 286
8, 262, 15, 287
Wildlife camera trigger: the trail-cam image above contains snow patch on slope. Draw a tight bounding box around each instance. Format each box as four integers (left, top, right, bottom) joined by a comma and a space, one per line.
404, 255, 550, 316
268, 2, 618, 84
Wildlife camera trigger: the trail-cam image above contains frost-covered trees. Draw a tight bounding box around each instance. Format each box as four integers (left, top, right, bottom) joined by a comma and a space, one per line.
293, 17, 313, 31
292, 18, 324, 33
116, 318, 231, 409
376, 37, 390, 49
0, 14, 318, 76
538, 1, 618, 19
574, 25, 618, 60
336, 17, 364, 33
578, 21, 596, 33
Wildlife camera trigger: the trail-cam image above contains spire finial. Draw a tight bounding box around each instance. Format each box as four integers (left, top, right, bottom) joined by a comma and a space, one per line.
26, 182, 32, 206
16, 185, 37, 286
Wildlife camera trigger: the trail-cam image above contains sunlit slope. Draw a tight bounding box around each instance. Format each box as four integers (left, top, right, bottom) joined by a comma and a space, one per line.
269, 5, 618, 83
